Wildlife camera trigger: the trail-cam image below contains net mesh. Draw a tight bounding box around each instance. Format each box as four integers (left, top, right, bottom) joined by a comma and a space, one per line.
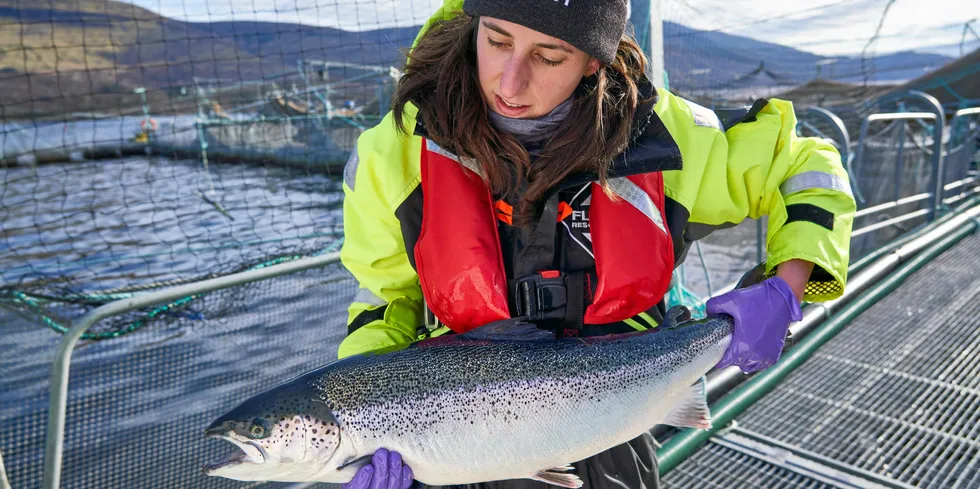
0, 1, 978, 489
719, 233, 980, 489
0, 260, 355, 489
943, 111, 980, 203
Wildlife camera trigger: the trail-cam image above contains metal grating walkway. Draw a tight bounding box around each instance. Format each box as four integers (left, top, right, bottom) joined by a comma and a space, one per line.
663, 232, 980, 489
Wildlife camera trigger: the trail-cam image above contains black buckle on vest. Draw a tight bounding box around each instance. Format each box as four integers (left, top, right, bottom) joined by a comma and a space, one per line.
513, 271, 568, 321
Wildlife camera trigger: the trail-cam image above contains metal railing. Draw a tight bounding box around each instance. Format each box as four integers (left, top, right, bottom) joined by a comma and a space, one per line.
798, 105, 863, 205
40, 252, 344, 489
21, 94, 980, 489
851, 112, 939, 236
944, 107, 980, 205
874, 91, 947, 219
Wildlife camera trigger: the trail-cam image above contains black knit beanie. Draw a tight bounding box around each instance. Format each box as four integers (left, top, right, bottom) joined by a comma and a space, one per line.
462, 0, 628, 65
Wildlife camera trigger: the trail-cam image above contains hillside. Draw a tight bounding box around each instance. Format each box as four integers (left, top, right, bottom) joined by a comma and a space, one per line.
663, 22, 952, 89
0, 0, 953, 120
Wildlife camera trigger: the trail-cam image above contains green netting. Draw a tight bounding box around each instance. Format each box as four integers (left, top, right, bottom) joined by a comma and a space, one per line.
0, 2, 978, 489
1, 261, 355, 489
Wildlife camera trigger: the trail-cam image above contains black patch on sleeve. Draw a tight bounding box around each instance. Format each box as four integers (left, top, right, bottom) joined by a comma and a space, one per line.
786, 203, 835, 231
395, 185, 424, 270
348, 305, 388, 335
663, 196, 691, 264
715, 98, 769, 130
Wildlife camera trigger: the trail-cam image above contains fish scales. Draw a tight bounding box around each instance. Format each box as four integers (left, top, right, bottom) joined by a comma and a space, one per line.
203, 316, 733, 486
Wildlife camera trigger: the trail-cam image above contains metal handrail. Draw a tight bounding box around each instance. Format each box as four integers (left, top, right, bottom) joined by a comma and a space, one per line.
875, 91, 947, 219
942, 107, 980, 203
41, 252, 343, 489
801, 106, 864, 205
804, 106, 852, 160
662, 201, 980, 475
853, 112, 939, 225
949, 106, 980, 146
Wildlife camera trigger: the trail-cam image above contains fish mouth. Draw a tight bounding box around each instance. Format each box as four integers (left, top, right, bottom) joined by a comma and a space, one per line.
202, 434, 267, 475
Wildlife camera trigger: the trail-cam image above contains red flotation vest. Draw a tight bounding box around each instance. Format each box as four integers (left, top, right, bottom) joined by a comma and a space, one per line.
414, 139, 675, 332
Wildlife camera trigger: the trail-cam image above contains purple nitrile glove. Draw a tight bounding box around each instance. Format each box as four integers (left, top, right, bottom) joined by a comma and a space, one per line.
343, 448, 414, 489
706, 276, 803, 373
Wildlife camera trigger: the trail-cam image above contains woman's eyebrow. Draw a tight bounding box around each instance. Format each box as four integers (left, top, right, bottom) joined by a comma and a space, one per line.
482, 21, 573, 53
534, 42, 572, 53
483, 21, 512, 37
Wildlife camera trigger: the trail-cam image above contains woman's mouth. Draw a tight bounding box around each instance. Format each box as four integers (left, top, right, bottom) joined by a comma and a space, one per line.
494, 94, 531, 117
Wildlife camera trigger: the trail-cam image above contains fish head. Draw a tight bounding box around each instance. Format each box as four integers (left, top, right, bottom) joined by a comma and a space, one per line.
203, 380, 342, 482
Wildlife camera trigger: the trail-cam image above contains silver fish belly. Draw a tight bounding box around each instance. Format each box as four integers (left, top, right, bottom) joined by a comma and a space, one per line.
204, 316, 733, 487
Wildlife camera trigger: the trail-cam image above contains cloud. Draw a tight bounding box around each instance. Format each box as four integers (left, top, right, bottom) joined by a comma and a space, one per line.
126, 0, 978, 55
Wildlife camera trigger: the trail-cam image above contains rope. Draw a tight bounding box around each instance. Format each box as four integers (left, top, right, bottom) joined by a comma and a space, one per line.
7, 237, 345, 341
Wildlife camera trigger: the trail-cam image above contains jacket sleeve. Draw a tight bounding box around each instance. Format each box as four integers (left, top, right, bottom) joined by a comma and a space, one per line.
657, 89, 856, 302
338, 109, 426, 359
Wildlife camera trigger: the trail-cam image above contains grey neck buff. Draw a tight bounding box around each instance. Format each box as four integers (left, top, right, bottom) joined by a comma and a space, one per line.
488, 98, 573, 145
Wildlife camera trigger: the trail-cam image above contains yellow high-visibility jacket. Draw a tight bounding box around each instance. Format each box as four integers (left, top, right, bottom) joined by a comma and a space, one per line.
336, 0, 856, 359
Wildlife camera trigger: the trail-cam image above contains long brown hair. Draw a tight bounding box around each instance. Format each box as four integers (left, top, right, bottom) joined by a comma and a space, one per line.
392, 14, 650, 225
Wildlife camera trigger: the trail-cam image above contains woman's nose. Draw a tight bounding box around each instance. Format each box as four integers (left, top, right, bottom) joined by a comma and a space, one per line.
498, 56, 530, 100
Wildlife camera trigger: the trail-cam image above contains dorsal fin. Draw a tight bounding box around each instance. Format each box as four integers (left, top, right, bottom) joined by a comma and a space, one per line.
458, 319, 555, 341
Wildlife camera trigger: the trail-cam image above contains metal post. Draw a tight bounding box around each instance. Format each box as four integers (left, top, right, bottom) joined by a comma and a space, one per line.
893, 119, 907, 203
879, 91, 945, 220
948, 107, 980, 197
41, 252, 341, 489
805, 107, 862, 204
855, 112, 937, 204
755, 218, 764, 264
630, 0, 664, 89
659, 203, 980, 475
699, 193, 980, 418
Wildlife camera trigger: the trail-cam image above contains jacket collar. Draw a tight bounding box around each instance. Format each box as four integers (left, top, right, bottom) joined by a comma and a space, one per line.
413, 73, 684, 189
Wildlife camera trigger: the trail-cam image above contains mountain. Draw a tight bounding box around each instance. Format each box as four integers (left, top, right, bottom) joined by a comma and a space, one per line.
0, 0, 424, 119
0, 0, 953, 120
662, 22, 953, 90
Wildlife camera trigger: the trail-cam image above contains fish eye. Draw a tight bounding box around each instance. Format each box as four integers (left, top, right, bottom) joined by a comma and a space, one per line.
248, 418, 267, 438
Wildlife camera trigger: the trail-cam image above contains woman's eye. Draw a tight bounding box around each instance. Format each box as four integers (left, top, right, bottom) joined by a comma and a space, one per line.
487, 38, 508, 49
537, 55, 562, 67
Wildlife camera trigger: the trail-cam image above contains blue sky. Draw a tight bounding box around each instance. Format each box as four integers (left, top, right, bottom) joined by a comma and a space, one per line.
126, 0, 979, 57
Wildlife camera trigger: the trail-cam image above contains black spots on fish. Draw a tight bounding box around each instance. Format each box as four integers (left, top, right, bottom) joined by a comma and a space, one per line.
312, 429, 318, 434
311, 328, 727, 438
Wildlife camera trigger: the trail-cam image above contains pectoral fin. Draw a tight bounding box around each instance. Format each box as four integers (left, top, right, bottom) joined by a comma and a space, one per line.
662, 377, 712, 430
530, 467, 583, 488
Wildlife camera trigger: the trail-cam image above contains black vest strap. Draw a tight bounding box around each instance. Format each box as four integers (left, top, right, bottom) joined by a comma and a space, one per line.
563, 271, 585, 332
509, 193, 587, 331
514, 194, 561, 278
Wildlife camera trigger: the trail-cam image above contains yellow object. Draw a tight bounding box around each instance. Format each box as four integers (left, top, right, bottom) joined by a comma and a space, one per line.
336, 2, 855, 359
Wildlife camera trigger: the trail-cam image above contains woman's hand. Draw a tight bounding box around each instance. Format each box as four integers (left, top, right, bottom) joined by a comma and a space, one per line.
705, 273, 804, 373
343, 449, 414, 489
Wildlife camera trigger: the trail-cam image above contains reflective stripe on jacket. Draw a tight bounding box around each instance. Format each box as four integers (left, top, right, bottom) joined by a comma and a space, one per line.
338, 0, 855, 360
415, 139, 675, 333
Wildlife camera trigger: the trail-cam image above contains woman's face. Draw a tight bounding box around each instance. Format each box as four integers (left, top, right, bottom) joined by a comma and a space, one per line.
476, 17, 600, 119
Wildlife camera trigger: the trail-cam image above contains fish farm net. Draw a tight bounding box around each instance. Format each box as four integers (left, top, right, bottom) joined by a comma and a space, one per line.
0, 260, 355, 489
664, 232, 980, 489
2, 0, 973, 337
1, 1, 978, 488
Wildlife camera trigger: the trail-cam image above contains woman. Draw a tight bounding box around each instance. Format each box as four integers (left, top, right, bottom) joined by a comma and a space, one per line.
337, 0, 856, 488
